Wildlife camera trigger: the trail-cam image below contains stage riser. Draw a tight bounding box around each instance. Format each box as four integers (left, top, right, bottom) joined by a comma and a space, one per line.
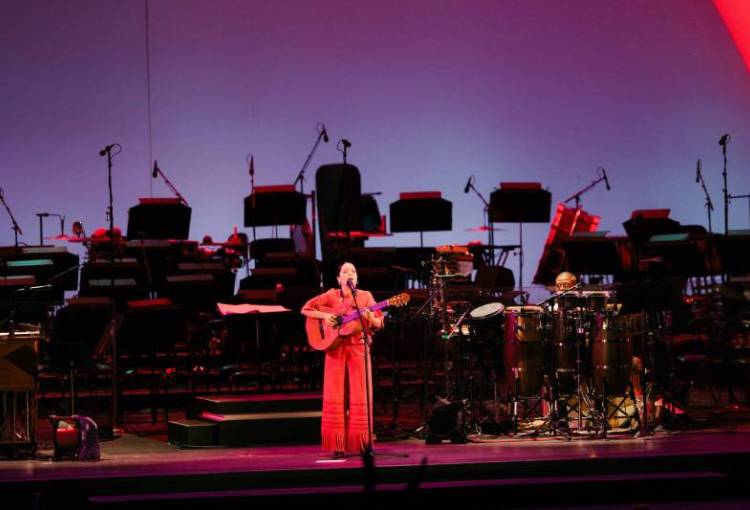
171, 392, 323, 447
189, 393, 322, 415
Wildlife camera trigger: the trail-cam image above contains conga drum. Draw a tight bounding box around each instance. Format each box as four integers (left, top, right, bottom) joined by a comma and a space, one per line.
504, 306, 545, 397
591, 312, 643, 395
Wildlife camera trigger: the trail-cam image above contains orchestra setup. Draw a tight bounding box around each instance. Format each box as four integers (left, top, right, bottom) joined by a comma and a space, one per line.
0, 129, 749, 461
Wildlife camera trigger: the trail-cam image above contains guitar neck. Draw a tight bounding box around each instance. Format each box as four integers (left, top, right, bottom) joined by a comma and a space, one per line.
340, 299, 389, 325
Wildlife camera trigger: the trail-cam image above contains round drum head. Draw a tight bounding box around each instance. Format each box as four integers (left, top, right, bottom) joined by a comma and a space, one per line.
469, 302, 505, 320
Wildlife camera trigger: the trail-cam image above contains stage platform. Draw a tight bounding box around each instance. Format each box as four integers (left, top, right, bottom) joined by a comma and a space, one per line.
2, 421, 750, 509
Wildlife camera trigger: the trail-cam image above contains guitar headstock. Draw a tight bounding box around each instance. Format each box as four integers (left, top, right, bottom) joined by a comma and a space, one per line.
387, 293, 411, 308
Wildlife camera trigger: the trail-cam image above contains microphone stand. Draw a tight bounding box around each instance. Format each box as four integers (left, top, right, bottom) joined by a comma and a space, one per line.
466, 178, 494, 262
102, 143, 122, 430
696, 167, 714, 236
153, 163, 189, 206
294, 123, 327, 194
351, 285, 375, 456
562, 172, 608, 210
247, 154, 256, 240
0, 188, 23, 252
721, 139, 729, 235
350, 285, 407, 459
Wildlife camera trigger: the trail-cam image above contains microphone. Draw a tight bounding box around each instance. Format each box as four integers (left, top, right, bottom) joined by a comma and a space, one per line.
99, 144, 114, 156
321, 125, 329, 143
152, 160, 159, 179
341, 139, 351, 148
249, 155, 254, 176
696, 159, 701, 183
36, 212, 50, 217
346, 278, 357, 292
463, 176, 473, 194
601, 167, 611, 190
719, 133, 730, 146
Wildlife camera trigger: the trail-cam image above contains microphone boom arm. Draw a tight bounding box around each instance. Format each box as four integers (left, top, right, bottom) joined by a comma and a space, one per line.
153, 164, 189, 206
0, 189, 23, 248
295, 122, 328, 193
563, 169, 608, 208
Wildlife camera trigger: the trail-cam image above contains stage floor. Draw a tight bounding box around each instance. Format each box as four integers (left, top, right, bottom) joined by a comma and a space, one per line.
3, 420, 750, 509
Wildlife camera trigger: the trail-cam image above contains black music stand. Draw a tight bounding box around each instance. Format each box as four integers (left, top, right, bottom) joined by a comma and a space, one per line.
244, 189, 307, 228
127, 199, 191, 240
390, 193, 452, 247
562, 232, 624, 279
489, 184, 551, 299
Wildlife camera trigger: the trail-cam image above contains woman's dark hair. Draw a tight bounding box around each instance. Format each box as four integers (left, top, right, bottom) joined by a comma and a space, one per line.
336, 261, 355, 276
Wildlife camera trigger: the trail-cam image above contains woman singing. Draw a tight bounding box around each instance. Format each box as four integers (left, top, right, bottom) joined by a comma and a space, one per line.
301, 262, 384, 456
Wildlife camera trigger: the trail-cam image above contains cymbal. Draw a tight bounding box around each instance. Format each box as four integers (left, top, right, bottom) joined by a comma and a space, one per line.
45, 234, 72, 241
465, 225, 505, 232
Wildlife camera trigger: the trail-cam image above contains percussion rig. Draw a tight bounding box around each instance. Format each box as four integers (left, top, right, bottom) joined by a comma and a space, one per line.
505, 276, 645, 439
420, 261, 647, 442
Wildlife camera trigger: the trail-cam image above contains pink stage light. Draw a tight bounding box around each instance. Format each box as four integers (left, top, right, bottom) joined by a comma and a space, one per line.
714, 0, 750, 72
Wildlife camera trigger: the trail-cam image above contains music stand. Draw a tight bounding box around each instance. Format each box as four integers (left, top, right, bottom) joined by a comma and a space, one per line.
562, 232, 624, 279
390, 192, 452, 247
127, 198, 191, 240
489, 183, 551, 299
244, 186, 307, 228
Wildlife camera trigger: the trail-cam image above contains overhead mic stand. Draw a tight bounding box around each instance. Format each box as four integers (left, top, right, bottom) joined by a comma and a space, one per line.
695, 159, 714, 236
562, 167, 610, 210
294, 122, 328, 194
465, 176, 494, 260
152, 160, 189, 206
0, 187, 23, 252
291, 124, 326, 260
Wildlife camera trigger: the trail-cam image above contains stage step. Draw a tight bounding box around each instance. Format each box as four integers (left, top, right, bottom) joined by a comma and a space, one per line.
167, 419, 218, 447
189, 392, 322, 415
170, 392, 322, 447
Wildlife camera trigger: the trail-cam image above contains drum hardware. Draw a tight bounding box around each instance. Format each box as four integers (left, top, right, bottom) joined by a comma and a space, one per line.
640, 309, 690, 433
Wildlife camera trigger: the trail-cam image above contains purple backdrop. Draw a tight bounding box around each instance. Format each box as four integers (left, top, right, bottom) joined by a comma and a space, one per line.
2, 0, 749, 298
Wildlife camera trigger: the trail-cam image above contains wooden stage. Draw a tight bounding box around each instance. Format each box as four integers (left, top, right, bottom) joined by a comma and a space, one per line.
2, 419, 750, 509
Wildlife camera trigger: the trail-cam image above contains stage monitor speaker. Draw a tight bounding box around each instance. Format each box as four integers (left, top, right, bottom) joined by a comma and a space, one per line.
425, 397, 467, 444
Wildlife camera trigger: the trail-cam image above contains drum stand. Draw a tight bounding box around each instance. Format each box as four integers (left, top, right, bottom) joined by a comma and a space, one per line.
641, 313, 688, 432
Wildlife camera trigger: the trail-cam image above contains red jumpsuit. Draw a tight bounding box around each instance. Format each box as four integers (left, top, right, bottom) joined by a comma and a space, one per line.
302, 288, 383, 453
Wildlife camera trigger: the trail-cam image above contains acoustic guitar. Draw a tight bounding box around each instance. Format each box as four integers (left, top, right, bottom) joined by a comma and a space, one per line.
306, 293, 410, 351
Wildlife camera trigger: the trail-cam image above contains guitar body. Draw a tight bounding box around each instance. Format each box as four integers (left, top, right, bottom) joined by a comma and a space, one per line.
305, 292, 410, 352
305, 305, 362, 352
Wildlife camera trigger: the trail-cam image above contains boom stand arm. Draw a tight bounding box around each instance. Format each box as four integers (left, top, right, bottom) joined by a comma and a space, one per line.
294, 123, 327, 194
0, 188, 23, 249
467, 180, 494, 261
153, 164, 189, 207
563, 173, 607, 209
